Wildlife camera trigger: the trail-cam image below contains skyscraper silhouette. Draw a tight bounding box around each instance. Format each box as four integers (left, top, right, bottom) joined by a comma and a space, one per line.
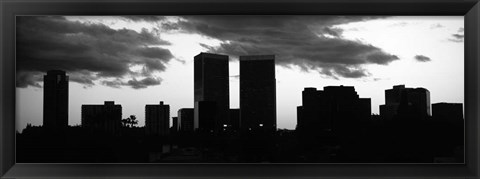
145, 101, 170, 136
194, 52, 230, 134
43, 70, 69, 129
81, 101, 122, 135
178, 108, 194, 132
380, 85, 431, 120
239, 55, 276, 133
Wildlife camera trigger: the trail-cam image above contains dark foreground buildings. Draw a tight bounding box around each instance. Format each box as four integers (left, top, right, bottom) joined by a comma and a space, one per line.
296, 86, 371, 138
178, 108, 194, 132
229, 108, 240, 132
380, 85, 431, 120
43, 70, 69, 129
432, 102, 463, 121
194, 53, 230, 134
81, 101, 122, 135
172, 117, 179, 132
18, 60, 463, 163
239, 55, 277, 134
145, 101, 170, 136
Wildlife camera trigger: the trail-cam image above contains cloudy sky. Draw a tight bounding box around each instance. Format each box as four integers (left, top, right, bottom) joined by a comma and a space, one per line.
16, 16, 464, 131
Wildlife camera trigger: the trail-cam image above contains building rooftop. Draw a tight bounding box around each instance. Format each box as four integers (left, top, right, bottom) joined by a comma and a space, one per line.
239, 55, 275, 61
195, 52, 229, 59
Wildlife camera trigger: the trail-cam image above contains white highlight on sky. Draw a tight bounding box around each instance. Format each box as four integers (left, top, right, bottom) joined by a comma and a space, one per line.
16, 16, 464, 131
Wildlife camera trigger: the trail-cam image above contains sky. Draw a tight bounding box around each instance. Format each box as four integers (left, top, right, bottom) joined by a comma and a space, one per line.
15, 16, 464, 131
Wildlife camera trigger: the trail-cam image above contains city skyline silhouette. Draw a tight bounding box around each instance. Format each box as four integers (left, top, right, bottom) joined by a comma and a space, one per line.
19, 61, 465, 133
17, 51, 464, 163
15, 15, 464, 163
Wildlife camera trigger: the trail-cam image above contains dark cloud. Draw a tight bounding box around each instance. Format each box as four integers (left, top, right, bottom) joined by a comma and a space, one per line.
69, 75, 95, 87
414, 55, 431, 62
176, 16, 397, 79
101, 79, 123, 88
101, 77, 161, 89
452, 34, 464, 39
161, 22, 181, 31
127, 77, 162, 89
448, 28, 464, 42
449, 33, 464, 43
16, 16, 173, 89
122, 16, 165, 22
322, 27, 343, 37
16, 71, 43, 88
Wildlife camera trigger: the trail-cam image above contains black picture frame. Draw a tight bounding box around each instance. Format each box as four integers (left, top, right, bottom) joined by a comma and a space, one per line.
1, 0, 479, 178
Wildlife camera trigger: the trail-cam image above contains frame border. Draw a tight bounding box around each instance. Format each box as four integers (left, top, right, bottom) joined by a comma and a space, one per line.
1, 0, 479, 178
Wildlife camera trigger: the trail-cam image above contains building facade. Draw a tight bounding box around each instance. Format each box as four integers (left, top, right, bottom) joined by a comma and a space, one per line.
229, 108, 240, 132
178, 108, 194, 132
194, 52, 230, 133
145, 101, 170, 136
432, 103, 463, 121
297, 86, 371, 136
172, 117, 179, 133
380, 85, 431, 120
81, 101, 122, 135
43, 70, 69, 129
239, 55, 277, 133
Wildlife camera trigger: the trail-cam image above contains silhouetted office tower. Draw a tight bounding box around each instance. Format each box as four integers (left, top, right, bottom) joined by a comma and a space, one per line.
178, 108, 194, 132
297, 86, 371, 134
195, 101, 217, 133
81, 101, 122, 135
380, 85, 431, 120
194, 52, 230, 133
239, 55, 276, 133
172, 117, 179, 132
145, 101, 170, 136
297, 87, 329, 133
229, 108, 240, 132
43, 70, 69, 129
432, 103, 463, 121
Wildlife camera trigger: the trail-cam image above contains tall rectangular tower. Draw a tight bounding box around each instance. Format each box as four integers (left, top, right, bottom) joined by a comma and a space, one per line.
145, 101, 170, 136
194, 52, 230, 133
43, 70, 69, 129
239, 55, 276, 133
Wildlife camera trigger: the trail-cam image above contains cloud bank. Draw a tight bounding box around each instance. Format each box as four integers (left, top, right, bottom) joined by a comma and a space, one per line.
16, 16, 173, 89
168, 16, 399, 79
17, 16, 400, 88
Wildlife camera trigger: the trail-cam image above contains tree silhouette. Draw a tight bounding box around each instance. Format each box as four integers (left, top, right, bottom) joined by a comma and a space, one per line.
121, 115, 138, 128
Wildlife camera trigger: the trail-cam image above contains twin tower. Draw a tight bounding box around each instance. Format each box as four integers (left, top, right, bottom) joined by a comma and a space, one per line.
194, 53, 276, 134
